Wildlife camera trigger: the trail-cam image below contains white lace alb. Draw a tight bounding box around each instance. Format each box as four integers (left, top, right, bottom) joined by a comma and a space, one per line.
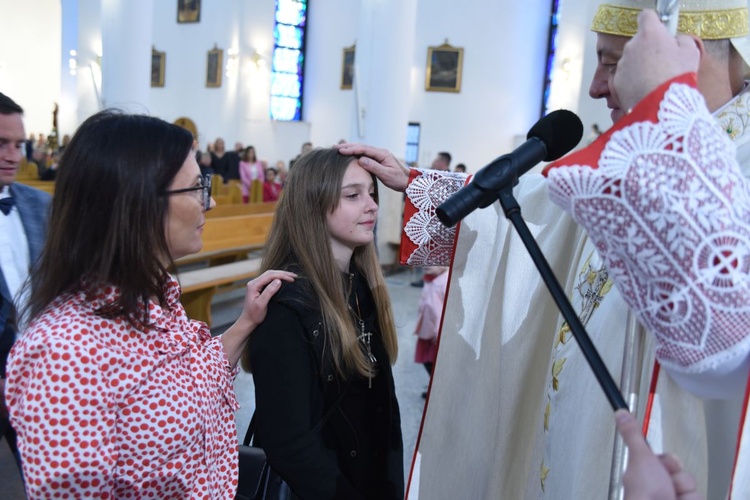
403, 170, 467, 266
548, 83, 750, 374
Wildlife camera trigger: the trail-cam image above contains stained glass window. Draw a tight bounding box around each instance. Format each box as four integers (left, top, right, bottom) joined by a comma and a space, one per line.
271, 0, 307, 121
541, 0, 560, 116
405, 123, 420, 166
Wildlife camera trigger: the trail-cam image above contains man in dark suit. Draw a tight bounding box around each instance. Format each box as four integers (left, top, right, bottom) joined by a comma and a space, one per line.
0, 92, 50, 476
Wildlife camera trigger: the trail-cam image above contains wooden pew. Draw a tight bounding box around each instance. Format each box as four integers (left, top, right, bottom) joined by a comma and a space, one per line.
179, 258, 262, 327
212, 194, 232, 205
176, 213, 274, 267
211, 177, 243, 204
205, 201, 277, 218
200, 213, 273, 252
175, 213, 274, 325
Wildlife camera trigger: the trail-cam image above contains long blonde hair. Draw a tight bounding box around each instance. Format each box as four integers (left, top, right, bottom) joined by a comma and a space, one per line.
244, 148, 398, 378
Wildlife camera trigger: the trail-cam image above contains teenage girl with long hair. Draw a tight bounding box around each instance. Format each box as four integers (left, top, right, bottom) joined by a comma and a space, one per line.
241, 148, 403, 499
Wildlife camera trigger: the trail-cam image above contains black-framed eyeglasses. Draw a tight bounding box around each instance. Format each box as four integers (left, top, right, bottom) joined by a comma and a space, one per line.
163, 174, 212, 210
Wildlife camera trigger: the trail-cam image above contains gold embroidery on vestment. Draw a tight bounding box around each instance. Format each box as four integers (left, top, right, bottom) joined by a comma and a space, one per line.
716, 89, 750, 142
540, 461, 550, 492
555, 321, 570, 347
551, 358, 567, 392
591, 5, 749, 39
540, 251, 614, 493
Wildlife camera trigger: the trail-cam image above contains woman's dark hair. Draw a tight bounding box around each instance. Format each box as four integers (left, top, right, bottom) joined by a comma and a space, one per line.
25, 110, 193, 327
242, 146, 257, 162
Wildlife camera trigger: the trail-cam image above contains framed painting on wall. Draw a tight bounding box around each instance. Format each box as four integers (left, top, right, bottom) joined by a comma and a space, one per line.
177, 0, 201, 23
206, 46, 223, 88
341, 45, 355, 90
425, 41, 463, 93
151, 47, 165, 87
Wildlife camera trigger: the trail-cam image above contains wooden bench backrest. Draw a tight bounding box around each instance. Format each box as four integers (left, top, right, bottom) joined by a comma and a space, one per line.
200, 213, 275, 252
212, 194, 232, 205
205, 201, 277, 218
16, 160, 40, 180
211, 178, 243, 203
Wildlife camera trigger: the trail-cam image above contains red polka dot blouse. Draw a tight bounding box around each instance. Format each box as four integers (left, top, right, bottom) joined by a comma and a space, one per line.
5, 276, 241, 499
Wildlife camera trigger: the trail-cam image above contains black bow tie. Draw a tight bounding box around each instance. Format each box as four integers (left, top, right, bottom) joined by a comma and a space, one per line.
0, 197, 15, 215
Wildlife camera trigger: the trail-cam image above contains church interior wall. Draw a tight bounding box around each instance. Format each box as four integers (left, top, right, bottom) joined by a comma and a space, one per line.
303, 0, 359, 151
407, 0, 550, 171
0, 0, 61, 139
0, 0, 616, 171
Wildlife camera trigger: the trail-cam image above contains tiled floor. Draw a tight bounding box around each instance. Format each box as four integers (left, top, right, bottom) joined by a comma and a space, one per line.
0, 268, 426, 498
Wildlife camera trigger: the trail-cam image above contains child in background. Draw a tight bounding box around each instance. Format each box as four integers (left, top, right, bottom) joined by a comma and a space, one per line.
414, 266, 448, 398
262, 167, 282, 202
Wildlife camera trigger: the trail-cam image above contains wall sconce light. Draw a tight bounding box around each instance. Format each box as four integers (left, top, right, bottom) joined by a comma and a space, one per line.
226, 47, 239, 78
94, 40, 103, 67
68, 49, 78, 76
559, 57, 572, 80
251, 51, 267, 69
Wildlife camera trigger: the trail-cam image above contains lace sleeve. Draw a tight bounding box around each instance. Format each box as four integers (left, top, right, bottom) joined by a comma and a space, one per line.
400, 169, 469, 266
547, 81, 750, 375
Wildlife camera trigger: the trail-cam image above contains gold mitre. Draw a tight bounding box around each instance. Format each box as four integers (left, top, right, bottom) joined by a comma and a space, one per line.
591, 0, 749, 39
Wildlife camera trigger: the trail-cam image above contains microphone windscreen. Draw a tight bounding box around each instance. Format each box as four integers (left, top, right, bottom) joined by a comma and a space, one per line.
527, 109, 583, 162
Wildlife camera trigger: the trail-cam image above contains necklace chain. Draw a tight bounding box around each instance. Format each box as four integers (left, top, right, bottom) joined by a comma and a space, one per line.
347, 272, 377, 388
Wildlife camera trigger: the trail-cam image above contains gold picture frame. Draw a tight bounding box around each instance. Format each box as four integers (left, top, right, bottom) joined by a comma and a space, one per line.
206, 46, 223, 88
341, 45, 355, 90
177, 0, 201, 23
151, 47, 165, 87
425, 41, 463, 93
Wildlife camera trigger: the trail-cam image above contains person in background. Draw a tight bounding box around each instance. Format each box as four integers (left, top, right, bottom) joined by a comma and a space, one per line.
192, 136, 214, 177
275, 159, 288, 186
5, 110, 294, 499
24, 133, 34, 162
34, 134, 45, 151
39, 150, 60, 181
262, 167, 282, 202
289, 141, 312, 170
431, 151, 451, 171
239, 145, 264, 203
242, 148, 403, 499
414, 265, 448, 399
0, 92, 51, 484
454, 163, 466, 173
210, 137, 240, 183
57, 134, 71, 153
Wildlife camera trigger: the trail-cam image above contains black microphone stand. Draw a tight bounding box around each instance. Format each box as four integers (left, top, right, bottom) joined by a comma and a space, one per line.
497, 185, 627, 411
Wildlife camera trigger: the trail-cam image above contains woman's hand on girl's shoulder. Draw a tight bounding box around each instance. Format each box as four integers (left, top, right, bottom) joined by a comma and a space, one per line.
241, 270, 297, 328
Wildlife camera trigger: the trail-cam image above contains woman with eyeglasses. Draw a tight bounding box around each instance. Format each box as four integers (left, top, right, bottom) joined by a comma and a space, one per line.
4, 110, 295, 499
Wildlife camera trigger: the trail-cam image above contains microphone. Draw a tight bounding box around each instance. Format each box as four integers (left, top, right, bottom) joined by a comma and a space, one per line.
436, 109, 583, 227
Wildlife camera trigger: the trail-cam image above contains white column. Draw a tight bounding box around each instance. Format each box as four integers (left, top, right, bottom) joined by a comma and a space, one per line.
60, 0, 79, 137
0, 0, 60, 136
100, 0, 153, 112
353, 0, 419, 262
76, 0, 102, 123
